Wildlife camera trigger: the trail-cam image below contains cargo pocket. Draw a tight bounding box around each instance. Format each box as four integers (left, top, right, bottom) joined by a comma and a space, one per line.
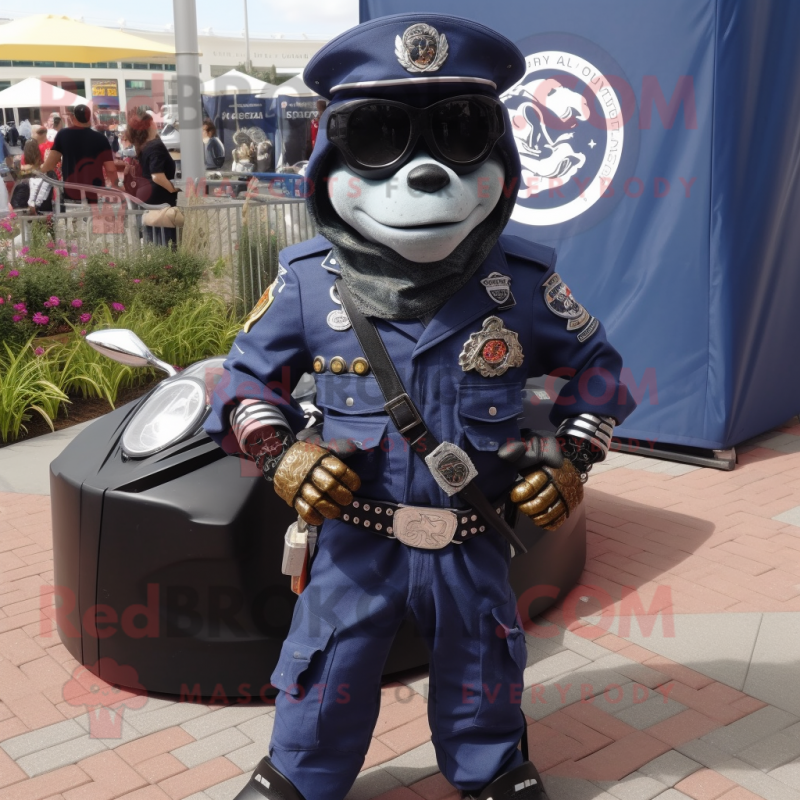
477, 593, 528, 727
270, 596, 336, 747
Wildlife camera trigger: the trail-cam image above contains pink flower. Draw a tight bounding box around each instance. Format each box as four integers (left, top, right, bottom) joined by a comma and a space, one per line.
46, 241, 55, 249
32, 312, 49, 325
54, 249, 68, 257
57, 239, 65, 246
164, 264, 173, 270
132, 279, 141, 284
111, 303, 125, 312
13, 303, 26, 313
80, 329, 87, 336
49, 296, 60, 307
34, 347, 44, 356
12, 314, 23, 322
20, 246, 29, 255
108, 262, 116, 267
102, 248, 109, 254
79, 254, 87, 259
80, 312, 92, 323
8, 270, 19, 278
0, 297, 3, 304
71, 299, 83, 308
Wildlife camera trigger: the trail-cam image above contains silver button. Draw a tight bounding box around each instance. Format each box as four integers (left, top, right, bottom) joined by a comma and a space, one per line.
343, 514, 350, 521
471, 515, 477, 522
293, 651, 302, 659
346, 397, 354, 406
387, 526, 393, 534
353, 501, 360, 508
375, 523, 382, 531
375, 507, 382, 514
364, 520, 371, 528
363, 504, 370, 511
489, 406, 497, 416
471, 527, 477, 534
353, 517, 359, 524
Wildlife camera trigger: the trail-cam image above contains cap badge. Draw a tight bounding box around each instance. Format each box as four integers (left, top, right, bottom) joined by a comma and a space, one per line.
395, 23, 449, 73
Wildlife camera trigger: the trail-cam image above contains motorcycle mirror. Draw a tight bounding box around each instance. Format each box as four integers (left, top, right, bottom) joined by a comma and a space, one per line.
85, 329, 178, 377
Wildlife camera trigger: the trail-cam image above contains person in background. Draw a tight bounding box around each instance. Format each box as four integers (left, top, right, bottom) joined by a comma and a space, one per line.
126, 107, 179, 246
21, 127, 53, 166
18, 117, 31, 146
0, 133, 12, 212
202, 119, 225, 172
117, 129, 142, 196
17, 139, 54, 215
42, 104, 117, 202
310, 99, 327, 151
47, 115, 62, 142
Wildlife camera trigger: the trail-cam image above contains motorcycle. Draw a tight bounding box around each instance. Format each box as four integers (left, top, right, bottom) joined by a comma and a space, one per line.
50, 329, 586, 698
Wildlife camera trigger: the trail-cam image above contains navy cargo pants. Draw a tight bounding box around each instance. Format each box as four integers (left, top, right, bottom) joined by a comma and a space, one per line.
268, 517, 527, 800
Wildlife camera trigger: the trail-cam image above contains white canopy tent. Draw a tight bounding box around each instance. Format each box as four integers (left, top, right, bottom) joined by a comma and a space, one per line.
202, 69, 276, 97
0, 77, 87, 121
256, 73, 316, 99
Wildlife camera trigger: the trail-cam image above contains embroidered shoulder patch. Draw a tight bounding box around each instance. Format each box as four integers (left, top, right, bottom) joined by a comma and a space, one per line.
243, 281, 277, 333
542, 273, 590, 330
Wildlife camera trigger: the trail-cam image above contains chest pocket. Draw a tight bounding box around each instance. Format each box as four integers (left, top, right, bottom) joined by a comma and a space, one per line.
316, 373, 389, 450
458, 382, 523, 452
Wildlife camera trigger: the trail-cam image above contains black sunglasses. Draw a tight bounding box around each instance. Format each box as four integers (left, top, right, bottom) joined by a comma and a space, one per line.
326, 95, 506, 179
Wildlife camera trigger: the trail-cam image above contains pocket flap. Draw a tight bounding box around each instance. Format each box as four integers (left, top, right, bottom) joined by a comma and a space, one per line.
323, 414, 389, 451
458, 383, 523, 423
270, 601, 335, 696
464, 421, 520, 452
492, 594, 523, 636
316, 373, 385, 415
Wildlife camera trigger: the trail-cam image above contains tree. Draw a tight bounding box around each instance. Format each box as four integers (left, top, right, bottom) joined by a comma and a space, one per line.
234, 63, 292, 86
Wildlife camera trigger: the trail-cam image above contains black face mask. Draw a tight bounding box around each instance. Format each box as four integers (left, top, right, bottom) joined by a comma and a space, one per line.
326, 95, 506, 180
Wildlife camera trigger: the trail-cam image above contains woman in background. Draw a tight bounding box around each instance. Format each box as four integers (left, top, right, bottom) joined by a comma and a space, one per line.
126, 109, 180, 247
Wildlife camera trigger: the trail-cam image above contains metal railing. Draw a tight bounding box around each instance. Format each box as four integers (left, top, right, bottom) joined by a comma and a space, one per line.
0, 174, 316, 310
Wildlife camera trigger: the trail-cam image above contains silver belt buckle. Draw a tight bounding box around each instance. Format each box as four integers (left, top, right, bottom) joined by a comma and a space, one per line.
393, 506, 458, 550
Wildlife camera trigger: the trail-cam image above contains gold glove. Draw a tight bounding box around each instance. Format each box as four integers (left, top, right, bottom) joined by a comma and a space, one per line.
509, 460, 584, 531
273, 441, 361, 526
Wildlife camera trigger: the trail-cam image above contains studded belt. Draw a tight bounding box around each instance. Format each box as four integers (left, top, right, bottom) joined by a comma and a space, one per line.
341, 497, 506, 550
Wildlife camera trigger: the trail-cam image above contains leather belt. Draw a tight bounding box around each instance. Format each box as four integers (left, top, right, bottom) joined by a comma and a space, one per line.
341, 497, 505, 550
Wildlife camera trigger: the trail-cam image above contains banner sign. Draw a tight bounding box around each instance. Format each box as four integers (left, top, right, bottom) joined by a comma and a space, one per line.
91, 79, 119, 109
360, 0, 800, 450
202, 93, 277, 172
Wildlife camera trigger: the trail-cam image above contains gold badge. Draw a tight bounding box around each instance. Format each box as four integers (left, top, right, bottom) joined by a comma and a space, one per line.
458, 316, 524, 377
395, 23, 449, 73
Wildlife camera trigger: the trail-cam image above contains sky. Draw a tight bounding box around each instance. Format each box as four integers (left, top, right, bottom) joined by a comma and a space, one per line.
0, 0, 360, 40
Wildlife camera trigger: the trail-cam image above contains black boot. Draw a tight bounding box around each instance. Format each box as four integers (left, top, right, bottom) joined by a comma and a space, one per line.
233, 757, 306, 800
461, 761, 549, 800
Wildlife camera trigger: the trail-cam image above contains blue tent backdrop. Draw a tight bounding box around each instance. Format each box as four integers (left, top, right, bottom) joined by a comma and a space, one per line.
360, 0, 800, 450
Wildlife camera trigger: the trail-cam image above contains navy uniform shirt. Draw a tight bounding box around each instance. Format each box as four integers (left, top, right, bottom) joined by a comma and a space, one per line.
205, 234, 637, 507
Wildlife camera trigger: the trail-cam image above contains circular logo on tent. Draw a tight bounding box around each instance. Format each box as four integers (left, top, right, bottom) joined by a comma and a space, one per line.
503, 34, 639, 234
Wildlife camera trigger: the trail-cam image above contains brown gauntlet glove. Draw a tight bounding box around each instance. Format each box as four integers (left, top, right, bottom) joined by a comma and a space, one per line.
273, 438, 362, 526
498, 432, 584, 531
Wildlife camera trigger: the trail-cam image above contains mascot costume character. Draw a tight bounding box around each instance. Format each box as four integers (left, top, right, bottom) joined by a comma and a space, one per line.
205, 13, 637, 800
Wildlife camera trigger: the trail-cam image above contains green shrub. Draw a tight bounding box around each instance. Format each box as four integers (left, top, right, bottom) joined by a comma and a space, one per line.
0, 339, 69, 442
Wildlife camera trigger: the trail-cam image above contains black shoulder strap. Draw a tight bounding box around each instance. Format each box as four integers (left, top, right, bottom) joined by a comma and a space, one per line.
335, 279, 526, 554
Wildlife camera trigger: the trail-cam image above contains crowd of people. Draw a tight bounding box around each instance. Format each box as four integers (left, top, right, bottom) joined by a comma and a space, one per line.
0, 104, 181, 245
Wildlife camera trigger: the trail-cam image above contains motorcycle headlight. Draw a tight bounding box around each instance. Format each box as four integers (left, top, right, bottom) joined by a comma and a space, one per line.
122, 377, 207, 458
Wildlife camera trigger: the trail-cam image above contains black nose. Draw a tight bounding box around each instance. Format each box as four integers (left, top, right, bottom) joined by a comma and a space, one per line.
407, 163, 451, 193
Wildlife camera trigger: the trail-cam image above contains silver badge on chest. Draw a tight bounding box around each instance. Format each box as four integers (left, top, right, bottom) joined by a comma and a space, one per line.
459, 316, 524, 377
327, 308, 351, 331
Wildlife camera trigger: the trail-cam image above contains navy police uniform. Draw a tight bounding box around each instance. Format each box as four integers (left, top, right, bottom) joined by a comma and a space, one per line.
205, 12, 637, 800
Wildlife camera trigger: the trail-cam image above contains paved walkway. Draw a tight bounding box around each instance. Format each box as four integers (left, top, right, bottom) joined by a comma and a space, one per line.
0, 418, 799, 800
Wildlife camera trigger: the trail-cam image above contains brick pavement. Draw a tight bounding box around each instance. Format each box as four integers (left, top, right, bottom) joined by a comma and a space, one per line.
0, 420, 799, 799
